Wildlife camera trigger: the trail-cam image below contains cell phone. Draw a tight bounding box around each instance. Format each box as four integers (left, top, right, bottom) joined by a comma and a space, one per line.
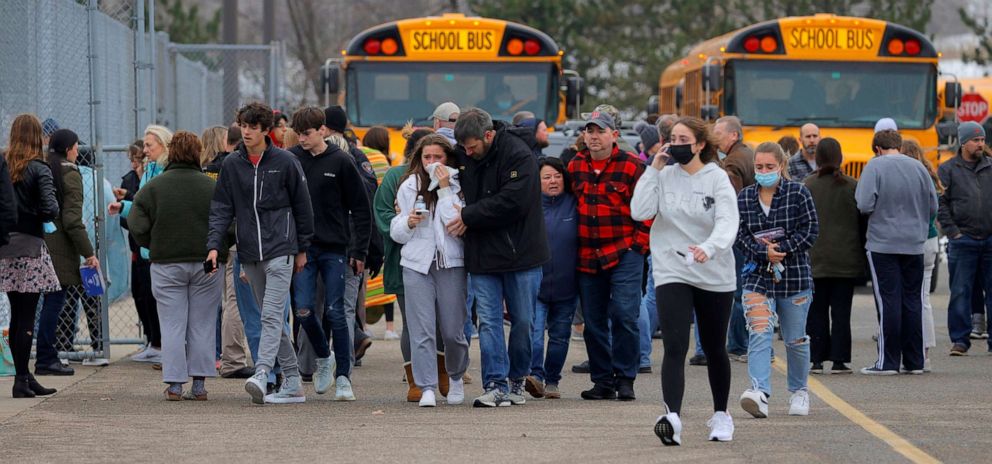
203, 259, 216, 274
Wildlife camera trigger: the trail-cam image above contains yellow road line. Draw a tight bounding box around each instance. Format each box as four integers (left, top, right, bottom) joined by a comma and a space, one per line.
771, 362, 941, 464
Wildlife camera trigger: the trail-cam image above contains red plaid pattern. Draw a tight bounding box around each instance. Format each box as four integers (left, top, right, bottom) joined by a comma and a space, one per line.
568, 146, 650, 273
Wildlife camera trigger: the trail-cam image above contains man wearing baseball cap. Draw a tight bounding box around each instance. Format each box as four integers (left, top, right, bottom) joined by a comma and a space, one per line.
431, 102, 460, 145
566, 110, 649, 401
938, 121, 991, 356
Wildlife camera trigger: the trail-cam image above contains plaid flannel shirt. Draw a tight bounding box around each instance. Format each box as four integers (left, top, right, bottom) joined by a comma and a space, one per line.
568, 146, 650, 273
787, 152, 816, 183
736, 179, 819, 297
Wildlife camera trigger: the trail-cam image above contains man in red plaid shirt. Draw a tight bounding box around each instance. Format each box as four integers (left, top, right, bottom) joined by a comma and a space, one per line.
567, 111, 649, 401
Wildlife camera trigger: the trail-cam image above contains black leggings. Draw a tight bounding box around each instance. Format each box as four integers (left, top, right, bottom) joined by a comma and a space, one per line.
132, 257, 160, 347
656, 283, 733, 414
8, 291, 42, 376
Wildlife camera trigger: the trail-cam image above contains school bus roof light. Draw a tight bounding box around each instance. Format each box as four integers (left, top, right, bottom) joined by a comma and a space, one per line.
524, 39, 541, 55
363, 38, 381, 55
381, 38, 399, 55
760, 36, 777, 53
905, 39, 921, 56
887, 38, 904, 56
743, 36, 760, 53
507, 38, 524, 55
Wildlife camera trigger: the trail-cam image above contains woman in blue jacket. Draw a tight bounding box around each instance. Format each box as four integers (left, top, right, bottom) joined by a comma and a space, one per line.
525, 157, 578, 400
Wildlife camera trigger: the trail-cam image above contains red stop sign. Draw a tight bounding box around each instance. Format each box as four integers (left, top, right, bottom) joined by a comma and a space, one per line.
958, 93, 989, 122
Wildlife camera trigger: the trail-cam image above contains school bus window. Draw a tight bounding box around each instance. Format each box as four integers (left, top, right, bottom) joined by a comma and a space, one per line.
374, 74, 410, 100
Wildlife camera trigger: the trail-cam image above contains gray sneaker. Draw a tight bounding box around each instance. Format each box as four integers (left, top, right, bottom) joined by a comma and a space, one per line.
473, 388, 511, 408
314, 356, 336, 395
245, 369, 268, 404
544, 383, 561, 399
508, 379, 527, 405
264, 375, 306, 404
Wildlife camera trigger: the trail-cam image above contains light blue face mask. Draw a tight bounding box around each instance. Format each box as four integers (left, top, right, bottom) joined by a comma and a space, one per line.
497, 101, 512, 110
754, 170, 780, 187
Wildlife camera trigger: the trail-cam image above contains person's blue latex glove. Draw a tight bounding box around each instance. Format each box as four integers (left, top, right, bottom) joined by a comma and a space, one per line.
43, 222, 57, 234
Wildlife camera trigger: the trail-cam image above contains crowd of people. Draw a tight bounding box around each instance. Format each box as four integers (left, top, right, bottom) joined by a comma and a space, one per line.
1, 98, 989, 447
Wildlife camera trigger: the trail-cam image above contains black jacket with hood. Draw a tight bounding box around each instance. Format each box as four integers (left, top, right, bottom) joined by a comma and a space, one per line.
289, 143, 372, 259
0, 156, 18, 246
457, 120, 550, 273
937, 151, 992, 239
207, 138, 314, 263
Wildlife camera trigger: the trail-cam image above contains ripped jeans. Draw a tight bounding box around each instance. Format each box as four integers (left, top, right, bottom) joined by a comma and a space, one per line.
743, 289, 812, 397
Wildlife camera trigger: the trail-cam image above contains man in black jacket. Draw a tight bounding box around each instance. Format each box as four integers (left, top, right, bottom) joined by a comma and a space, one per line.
447, 108, 550, 407
207, 102, 315, 405
288, 106, 370, 400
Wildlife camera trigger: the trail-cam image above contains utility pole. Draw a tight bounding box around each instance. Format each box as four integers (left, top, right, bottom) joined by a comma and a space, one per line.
263, 0, 274, 107
222, 0, 239, 122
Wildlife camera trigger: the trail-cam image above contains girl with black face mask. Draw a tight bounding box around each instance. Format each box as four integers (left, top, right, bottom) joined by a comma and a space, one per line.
631, 117, 740, 446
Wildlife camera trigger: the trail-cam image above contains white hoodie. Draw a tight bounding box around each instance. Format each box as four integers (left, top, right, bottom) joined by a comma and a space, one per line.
390, 174, 464, 274
630, 162, 739, 292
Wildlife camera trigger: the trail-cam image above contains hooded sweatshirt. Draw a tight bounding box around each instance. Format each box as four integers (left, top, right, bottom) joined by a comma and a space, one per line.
630, 162, 739, 292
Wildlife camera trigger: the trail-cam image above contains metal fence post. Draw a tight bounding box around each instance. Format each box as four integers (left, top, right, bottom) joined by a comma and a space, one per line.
148, 0, 158, 124
87, 0, 111, 361
133, 0, 146, 137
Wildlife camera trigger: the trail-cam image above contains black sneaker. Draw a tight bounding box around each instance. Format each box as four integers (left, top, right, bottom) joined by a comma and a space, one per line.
949, 343, 969, 356
810, 362, 824, 374
638, 365, 653, 374
688, 354, 707, 366
830, 362, 852, 374
616, 378, 635, 401
35, 362, 75, 376
580, 383, 617, 400
571, 360, 590, 374
652, 330, 664, 340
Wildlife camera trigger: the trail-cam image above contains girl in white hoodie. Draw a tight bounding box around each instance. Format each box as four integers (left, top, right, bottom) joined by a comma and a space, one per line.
631, 117, 740, 446
390, 134, 469, 407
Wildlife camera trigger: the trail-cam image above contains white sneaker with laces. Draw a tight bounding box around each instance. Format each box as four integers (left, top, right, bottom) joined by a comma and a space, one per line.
419, 388, 436, 407
82, 358, 109, 367
788, 390, 810, 416
264, 375, 306, 404
447, 378, 464, 405
245, 369, 268, 404
335, 375, 356, 401
314, 356, 335, 395
384, 330, 400, 340
654, 411, 682, 446
740, 389, 769, 418
707, 411, 734, 442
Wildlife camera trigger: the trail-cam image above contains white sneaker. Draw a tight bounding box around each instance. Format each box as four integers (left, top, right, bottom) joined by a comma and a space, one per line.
923, 357, 932, 373
335, 375, 356, 401
314, 356, 336, 395
447, 378, 464, 405
264, 375, 306, 404
707, 411, 734, 442
419, 388, 436, 407
384, 330, 400, 340
131, 346, 161, 363
788, 390, 810, 416
654, 411, 682, 446
82, 358, 109, 367
740, 389, 769, 418
245, 369, 268, 404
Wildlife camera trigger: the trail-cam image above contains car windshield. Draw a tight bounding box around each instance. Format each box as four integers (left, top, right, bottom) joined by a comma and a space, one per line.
346, 61, 557, 127
726, 60, 937, 129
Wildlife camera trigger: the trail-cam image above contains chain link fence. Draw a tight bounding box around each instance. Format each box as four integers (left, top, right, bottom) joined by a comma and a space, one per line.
0, 0, 284, 362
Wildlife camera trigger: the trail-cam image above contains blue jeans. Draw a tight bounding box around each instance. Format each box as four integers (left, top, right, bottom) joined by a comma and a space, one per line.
465, 273, 476, 347
531, 296, 578, 385
579, 250, 644, 386
694, 315, 705, 357
473, 266, 542, 393
727, 248, 749, 355
744, 289, 812, 396
36, 290, 67, 367
234, 253, 289, 382
638, 258, 655, 368
292, 246, 350, 377
947, 235, 992, 349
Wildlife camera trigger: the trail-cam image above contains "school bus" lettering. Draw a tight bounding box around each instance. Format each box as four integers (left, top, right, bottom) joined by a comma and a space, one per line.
789, 27, 874, 50
411, 30, 494, 52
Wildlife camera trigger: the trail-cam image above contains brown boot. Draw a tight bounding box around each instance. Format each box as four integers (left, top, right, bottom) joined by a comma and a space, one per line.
404, 362, 422, 402
437, 352, 450, 397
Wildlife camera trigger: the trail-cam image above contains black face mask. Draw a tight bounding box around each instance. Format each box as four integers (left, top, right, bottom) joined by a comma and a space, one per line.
669, 144, 695, 165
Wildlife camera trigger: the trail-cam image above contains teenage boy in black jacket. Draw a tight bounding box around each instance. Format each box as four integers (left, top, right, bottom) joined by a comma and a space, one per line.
448, 107, 550, 407
207, 102, 315, 405
288, 106, 371, 400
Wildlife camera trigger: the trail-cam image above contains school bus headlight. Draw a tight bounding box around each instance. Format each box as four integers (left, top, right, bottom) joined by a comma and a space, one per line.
381, 38, 399, 55
507, 38, 524, 55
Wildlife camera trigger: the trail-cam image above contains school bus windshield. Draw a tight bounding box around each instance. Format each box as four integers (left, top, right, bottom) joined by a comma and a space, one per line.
345, 61, 558, 127
726, 60, 937, 129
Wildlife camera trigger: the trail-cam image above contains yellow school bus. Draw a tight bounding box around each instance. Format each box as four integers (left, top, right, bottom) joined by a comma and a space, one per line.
655, 14, 942, 177
328, 13, 577, 165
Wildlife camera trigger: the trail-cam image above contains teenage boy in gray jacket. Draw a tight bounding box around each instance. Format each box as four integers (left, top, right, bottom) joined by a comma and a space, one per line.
207, 102, 315, 404
855, 129, 937, 375
937, 121, 991, 355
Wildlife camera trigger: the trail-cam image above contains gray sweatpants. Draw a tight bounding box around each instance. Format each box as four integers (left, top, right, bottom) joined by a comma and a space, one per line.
150, 262, 224, 384
343, 269, 365, 373
241, 256, 299, 379
403, 264, 469, 390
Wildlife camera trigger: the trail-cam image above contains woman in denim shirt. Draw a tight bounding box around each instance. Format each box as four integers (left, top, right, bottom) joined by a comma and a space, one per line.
736, 142, 819, 419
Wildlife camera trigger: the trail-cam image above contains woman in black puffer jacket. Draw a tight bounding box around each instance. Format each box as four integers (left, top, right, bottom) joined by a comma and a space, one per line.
0, 114, 61, 398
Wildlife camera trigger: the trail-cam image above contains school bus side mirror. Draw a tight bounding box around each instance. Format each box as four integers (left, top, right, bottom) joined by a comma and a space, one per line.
703, 64, 721, 91
566, 75, 585, 118
701, 105, 720, 121
647, 96, 659, 115
322, 62, 340, 95
944, 81, 962, 108
937, 120, 959, 145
